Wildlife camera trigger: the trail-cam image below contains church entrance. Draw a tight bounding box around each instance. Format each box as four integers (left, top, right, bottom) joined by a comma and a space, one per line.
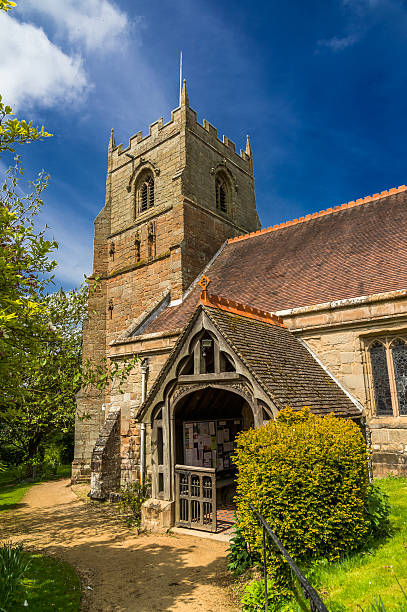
145, 315, 273, 533
172, 386, 254, 533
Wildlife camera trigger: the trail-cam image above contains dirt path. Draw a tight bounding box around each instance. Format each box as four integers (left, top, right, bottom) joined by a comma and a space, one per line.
1, 479, 238, 611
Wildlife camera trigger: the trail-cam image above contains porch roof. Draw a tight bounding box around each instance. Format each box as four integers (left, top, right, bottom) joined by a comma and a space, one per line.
203, 305, 361, 417
138, 302, 361, 420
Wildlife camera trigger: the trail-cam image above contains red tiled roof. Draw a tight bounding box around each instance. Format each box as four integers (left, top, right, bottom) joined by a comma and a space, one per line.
144, 188, 407, 335
200, 291, 285, 326
229, 185, 407, 244
204, 306, 361, 417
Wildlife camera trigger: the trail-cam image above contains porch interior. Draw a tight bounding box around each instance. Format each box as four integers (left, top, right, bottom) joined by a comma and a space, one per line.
174, 386, 253, 533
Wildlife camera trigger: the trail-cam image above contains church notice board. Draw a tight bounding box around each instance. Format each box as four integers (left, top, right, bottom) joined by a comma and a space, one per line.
183, 419, 242, 472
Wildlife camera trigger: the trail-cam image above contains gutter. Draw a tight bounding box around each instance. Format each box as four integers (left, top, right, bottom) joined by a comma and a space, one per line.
276, 288, 407, 319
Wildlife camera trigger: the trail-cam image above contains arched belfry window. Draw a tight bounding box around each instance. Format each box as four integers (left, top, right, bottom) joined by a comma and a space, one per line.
215, 173, 230, 214
135, 170, 154, 217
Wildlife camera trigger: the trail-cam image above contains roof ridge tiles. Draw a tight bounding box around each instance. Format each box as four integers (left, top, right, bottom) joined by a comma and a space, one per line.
228, 184, 407, 244
200, 291, 285, 327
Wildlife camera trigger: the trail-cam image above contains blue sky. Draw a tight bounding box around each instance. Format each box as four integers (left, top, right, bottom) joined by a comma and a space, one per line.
1, 0, 407, 289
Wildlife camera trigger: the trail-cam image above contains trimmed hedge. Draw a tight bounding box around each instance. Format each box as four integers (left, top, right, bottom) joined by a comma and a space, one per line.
234, 407, 369, 594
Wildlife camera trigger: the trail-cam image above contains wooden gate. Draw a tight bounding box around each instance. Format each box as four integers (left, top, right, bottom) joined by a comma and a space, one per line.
175, 465, 217, 532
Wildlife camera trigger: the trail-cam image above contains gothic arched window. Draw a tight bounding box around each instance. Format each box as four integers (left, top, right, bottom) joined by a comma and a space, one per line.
369, 341, 392, 416
391, 339, 407, 416
215, 173, 231, 214
368, 335, 407, 417
135, 170, 154, 217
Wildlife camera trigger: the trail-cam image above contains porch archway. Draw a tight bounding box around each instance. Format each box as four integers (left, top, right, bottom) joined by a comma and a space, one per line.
168, 385, 254, 532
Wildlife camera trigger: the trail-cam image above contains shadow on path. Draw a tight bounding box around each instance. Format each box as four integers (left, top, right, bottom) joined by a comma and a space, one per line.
1, 479, 236, 612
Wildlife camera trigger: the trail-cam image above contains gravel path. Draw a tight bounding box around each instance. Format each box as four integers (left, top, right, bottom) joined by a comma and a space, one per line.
1, 479, 237, 611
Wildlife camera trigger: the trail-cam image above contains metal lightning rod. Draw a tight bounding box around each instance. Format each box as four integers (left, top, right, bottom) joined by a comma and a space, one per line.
179, 51, 183, 106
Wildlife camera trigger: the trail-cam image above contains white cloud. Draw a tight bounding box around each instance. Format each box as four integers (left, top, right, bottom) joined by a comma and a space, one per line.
317, 33, 360, 52
22, 0, 130, 52
0, 12, 88, 111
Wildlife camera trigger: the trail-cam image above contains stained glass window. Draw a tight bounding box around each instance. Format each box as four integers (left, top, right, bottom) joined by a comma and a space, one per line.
370, 342, 393, 415
392, 340, 407, 416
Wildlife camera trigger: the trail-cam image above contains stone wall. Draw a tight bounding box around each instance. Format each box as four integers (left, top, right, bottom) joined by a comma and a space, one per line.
72, 201, 110, 482
108, 344, 174, 485
280, 290, 407, 476
183, 110, 260, 233
90, 407, 121, 500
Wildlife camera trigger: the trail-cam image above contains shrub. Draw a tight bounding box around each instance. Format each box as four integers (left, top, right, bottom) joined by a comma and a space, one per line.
118, 480, 150, 527
227, 519, 254, 575
241, 578, 287, 611
0, 542, 30, 610
234, 407, 369, 594
365, 482, 391, 541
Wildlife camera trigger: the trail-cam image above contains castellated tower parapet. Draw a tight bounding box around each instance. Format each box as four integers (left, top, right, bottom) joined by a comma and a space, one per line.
72, 81, 260, 482
107, 81, 258, 238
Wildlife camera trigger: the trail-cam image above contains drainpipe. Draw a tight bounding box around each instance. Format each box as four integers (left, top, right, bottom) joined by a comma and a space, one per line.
140, 358, 149, 485
365, 420, 373, 483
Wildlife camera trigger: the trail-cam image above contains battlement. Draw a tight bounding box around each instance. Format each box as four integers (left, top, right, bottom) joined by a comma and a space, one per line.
109, 81, 252, 168
191, 114, 252, 166
110, 106, 182, 159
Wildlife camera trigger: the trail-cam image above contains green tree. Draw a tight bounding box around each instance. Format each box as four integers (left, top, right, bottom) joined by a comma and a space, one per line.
0, 158, 57, 363
0, 280, 135, 463
0, 95, 52, 154
0, 0, 16, 12
0, 158, 135, 464
0, 0, 135, 466
0, 0, 53, 340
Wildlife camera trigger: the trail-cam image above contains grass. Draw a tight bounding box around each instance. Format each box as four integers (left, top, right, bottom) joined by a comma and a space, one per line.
5, 550, 81, 611
310, 476, 407, 610
0, 464, 72, 513
1, 466, 80, 610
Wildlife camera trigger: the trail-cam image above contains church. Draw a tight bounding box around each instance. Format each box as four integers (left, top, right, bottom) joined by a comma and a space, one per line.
73, 81, 407, 533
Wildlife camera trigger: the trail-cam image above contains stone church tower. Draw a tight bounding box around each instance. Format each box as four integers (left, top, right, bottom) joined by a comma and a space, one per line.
72, 81, 260, 482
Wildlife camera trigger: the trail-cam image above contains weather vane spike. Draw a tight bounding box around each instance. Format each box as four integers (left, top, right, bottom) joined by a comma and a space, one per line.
199, 275, 211, 300
179, 51, 183, 107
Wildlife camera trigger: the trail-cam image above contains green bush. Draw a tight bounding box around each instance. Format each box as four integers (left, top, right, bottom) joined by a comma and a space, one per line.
365, 482, 391, 541
119, 480, 150, 527
241, 578, 286, 611
234, 407, 370, 595
0, 542, 30, 611
227, 519, 254, 575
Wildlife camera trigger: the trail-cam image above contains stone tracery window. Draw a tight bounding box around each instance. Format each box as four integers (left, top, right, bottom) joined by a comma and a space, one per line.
215, 172, 230, 214
391, 339, 407, 415
368, 336, 407, 417
135, 170, 154, 217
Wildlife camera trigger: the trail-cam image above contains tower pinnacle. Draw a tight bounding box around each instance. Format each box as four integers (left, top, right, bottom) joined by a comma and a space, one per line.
109, 128, 116, 151
245, 134, 252, 157
181, 79, 189, 107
